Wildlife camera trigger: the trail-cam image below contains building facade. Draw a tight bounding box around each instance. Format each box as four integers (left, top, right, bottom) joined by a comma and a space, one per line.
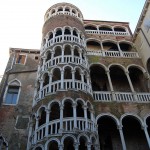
0, 1, 150, 150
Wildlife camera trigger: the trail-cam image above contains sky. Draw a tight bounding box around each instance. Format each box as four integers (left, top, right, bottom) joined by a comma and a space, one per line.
0, 0, 146, 78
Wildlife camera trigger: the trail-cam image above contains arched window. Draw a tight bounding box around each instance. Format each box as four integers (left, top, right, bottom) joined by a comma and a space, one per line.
46, 51, 51, 62
43, 73, 49, 87
64, 66, 72, 79
38, 107, 46, 126
64, 28, 71, 35
4, 79, 21, 105
48, 32, 53, 41
48, 140, 59, 150
63, 100, 73, 117
50, 102, 60, 121
64, 137, 74, 150
76, 101, 84, 117
55, 29, 62, 37
52, 68, 61, 82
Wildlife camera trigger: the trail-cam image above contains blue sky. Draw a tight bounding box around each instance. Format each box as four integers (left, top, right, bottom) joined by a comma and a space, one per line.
0, 0, 146, 77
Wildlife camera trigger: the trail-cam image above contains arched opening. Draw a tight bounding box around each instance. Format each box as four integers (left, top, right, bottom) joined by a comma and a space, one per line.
51, 9, 55, 15
46, 51, 51, 62
55, 29, 62, 37
64, 137, 74, 150
50, 102, 60, 121
35, 147, 42, 150
76, 101, 84, 117
48, 140, 59, 150
87, 102, 91, 120
146, 58, 150, 74
75, 68, 81, 80
64, 28, 71, 35
103, 41, 118, 51
65, 7, 70, 12
91, 137, 96, 150
84, 72, 87, 83
73, 29, 78, 37
37, 81, 40, 92
64, 45, 71, 55
63, 100, 73, 117
109, 66, 131, 92
146, 116, 150, 137
79, 136, 87, 150
38, 107, 46, 126
99, 26, 112, 31
114, 27, 126, 32
90, 65, 109, 91
58, 7, 63, 12
64, 66, 72, 79
87, 40, 101, 51
122, 116, 149, 150
48, 32, 53, 41
72, 9, 76, 14
98, 116, 122, 150
74, 47, 80, 57
128, 67, 148, 92
43, 73, 49, 87
119, 42, 132, 52
85, 25, 97, 30
52, 68, 61, 82
54, 46, 62, 57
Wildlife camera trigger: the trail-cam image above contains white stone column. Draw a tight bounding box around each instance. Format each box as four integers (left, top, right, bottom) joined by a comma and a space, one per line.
143, 125, 150, 149
48, 74, 52, 93
74, 143, 79, 150
125, 71, 138, 101
71, 47, 74, 62
59, 105, 64, 134
45, 109, 50, 137
72, 70, 75, 89
51, 51, 54, 65
34, 117, 39, 144
78, 31, 81, 44
62, 29, 65, 42
59, 144, 64, 150
106, 70, 116, 101
81, 72, 84, 91
53, 31, 56, 45
61, 70, 64, 89
90, 109, 95, 131
73, 103, 77, 130
117, 43, 123, 57
87, 142, 92, 150
41, 56, 46, 71
62, 47, 64, 63
83, 105, 88, 130
39, 79, 43, 99
118, 125, 127, 150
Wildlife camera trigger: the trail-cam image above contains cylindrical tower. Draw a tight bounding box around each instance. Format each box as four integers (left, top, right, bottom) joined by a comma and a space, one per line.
28, 3, 99, 150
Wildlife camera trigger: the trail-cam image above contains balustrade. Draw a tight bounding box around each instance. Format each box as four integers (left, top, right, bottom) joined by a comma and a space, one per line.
85, 30, 129, 36
41, 35, 85, 52
39, 56, 87, 72
87, 49, 139, 58
31, 117, 95, 144
35, 80, 91, 101
93, 91, 150, 103
48, 11, 82, 22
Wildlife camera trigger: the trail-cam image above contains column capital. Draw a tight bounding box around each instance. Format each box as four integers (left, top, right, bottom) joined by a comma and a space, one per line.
72, 103, 77, 108
59, 104, 64, 110
46, 109, 51, 114
117, 125, 123, 130
125, 71, 129, 74
83, 105, 88, 110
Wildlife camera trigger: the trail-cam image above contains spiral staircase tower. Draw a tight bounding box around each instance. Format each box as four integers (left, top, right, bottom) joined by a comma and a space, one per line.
28, 3, 99, 150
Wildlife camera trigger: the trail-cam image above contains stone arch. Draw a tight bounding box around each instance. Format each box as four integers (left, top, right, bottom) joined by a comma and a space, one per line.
89, 63, 107, 71
48, 99, 61, 109
84, 24, 98, 30
113, 25, 127, 32
61, 134, 77, 144
37, 105, 47, 116
96, 113, 120, 126
98, 24, 113, 31
127, 65, 148, 92
8, 78, 21, 87
77, 133, 90, 143
45, 137, 60, 150
54, 27, 63, 37
90, 63, 109, 91
33, 144, 44, 150
121, 113, 149, 149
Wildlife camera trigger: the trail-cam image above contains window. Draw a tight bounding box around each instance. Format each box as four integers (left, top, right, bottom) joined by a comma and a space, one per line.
5, 86, 19, 104
16, 54, 26, 64
35, 56, 39, 60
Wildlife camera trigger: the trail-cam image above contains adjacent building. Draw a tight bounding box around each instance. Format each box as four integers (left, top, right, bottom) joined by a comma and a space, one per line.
0, 1, 150, 150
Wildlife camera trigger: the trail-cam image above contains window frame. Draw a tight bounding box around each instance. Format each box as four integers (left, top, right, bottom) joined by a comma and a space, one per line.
15, 53, 27, 65
3, 79, 21, 105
